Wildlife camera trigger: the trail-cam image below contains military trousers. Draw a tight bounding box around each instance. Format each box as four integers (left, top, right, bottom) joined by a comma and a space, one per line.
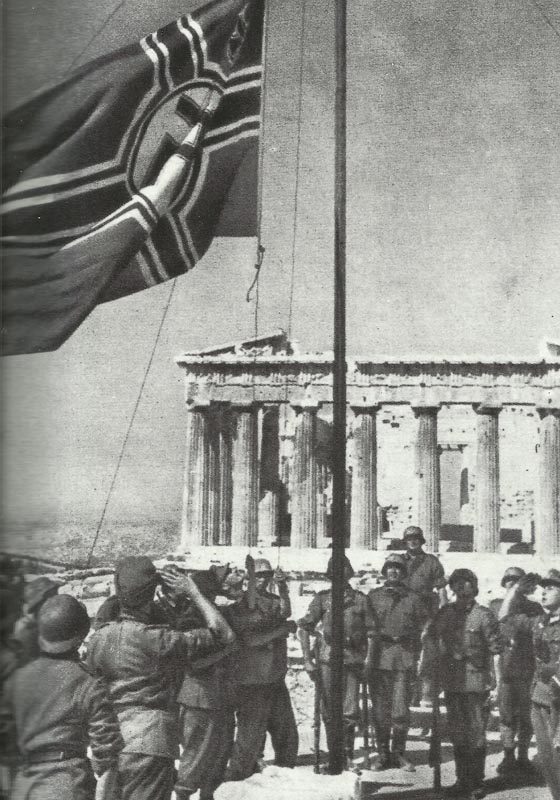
531, 702, 560, 800
176, 706, 234, 796
118, 753, 175, 800
498, 679, 532, 750
444, 691, 490, 751
10, 757, 95, 800
319, 664, 361, 726
226, 683, 276, 781
369, 669, 412, 753
266, 680, 299, 767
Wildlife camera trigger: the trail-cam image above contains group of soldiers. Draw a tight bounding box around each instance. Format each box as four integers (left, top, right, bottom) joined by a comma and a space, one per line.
0, 524, 559, 800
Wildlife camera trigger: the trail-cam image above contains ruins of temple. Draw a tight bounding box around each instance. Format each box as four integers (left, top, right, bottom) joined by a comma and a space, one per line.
176, 332, 560, 556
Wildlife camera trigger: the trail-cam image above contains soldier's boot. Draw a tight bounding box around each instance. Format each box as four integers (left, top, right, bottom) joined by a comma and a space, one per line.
516, 744, 538, 776
391, 729, 415, 772
444, 747, 470, 797
344, 724, 359, 772
469, 747, 486, 800
372, 730, 391, 771
496, 747, 516, 776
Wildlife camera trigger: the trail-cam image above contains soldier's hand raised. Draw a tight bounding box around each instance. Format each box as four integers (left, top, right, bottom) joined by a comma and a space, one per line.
160, 568, 199, 599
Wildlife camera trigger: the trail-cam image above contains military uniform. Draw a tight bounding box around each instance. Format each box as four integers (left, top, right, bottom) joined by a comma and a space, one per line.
404, 551, 446, 613
512, 605, 560, 798
298, 585, 377, 760
1, 594, 122, 800
173, 597, 237, 800
367, 579, 428, 766
431, 598, 503, 795
224, 590, 297, 781
490, 594, 541, 767
87, 614, 215, 800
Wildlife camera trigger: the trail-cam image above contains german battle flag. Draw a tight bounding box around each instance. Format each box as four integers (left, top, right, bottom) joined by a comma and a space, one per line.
1, 0, 263, 355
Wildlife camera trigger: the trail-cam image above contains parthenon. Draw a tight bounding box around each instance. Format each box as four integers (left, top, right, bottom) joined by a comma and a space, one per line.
176, 332, 560, 556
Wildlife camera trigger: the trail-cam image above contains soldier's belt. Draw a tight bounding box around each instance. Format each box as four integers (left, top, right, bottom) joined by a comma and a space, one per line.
381, 634, 412, 645
23, 746, 87, 764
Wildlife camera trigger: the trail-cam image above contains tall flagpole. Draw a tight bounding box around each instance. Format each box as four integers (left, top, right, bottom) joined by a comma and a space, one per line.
329, 0, 347, 776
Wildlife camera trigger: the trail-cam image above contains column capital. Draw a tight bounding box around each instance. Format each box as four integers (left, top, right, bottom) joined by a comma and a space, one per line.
411, 402, 441, 417
536, 406, 560, 420
186, 397, 212, 412
350, 402, 381, 415
291, 398, 322, 413
473, 402, 503, 416
230, 399, 260, 412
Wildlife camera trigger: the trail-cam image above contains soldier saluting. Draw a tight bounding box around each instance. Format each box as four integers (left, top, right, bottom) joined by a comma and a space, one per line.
367, 552, 429, 771
490, 566, 542, 777
87, 556, 234, 800
499, 568, 560, 800
428, 568, 503, 800
298, 555, 377, 770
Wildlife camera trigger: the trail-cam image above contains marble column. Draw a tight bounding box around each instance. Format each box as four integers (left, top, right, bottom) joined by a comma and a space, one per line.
231, 402, 259, 547
350, 405, 379, 550
317, 463, 330, 545
259, 406, 281, 545
217, 406, 233, 545
473, 403, 502, 553
181, 402, 210, 548
291, 399, 320, 548
412, 404, 441, 552
537, 407, 560, 556
205, 407, 220, 546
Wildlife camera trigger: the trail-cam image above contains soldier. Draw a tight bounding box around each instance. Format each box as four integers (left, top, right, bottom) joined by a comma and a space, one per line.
430, 568, 503, 800
224, 558, 298, 781
0, 594, 122, 800
174, 570, 237, 800
402, 525, 447, 712
298, 555, 377, 770
0, 588, 24, 797
87, 556, 235, 800
367, 553, 429, 771
489, 566, 541, 777
12, 576, 60, 664
499, 568, 560, 800
402, 526, 448, 612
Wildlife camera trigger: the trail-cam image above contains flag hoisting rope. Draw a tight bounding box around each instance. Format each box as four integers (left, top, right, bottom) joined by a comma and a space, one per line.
329, 0, 348, 776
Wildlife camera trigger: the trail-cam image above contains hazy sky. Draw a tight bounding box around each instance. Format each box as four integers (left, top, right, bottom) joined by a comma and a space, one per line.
2, 0, 560, 543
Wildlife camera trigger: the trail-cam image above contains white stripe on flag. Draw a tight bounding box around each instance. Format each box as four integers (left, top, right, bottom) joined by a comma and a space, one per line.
153, 32, 173, 90
177, 19, 199, 77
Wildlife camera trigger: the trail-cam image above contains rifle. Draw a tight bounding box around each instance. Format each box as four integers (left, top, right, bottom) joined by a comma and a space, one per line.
313, 638, 323, 774
361, 678, 371, 770
428, 649, 442, 791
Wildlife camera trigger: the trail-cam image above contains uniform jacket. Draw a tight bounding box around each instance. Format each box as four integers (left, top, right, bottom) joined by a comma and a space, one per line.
490, 595, 542, 681
404, 551, 446, 611
432, 601, 503, 693
0, 654, 122, 772
224, 591, 289, 685
87, 615, 215, 758
298, 586, 377, 666
367, 582, 429, 671
512, 611, 560, 707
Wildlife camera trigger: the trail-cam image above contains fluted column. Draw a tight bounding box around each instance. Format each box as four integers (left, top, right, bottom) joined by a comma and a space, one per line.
259, 406, 281, 545
181, 402, 210, 548
291, 399, 320, 548
537, 407, 560, 556
473, 403, 502, 553
205, 405, 220, 546
412, 404, 441, 552
350, 404, 379, 549
231, 402, 259, 547
217, 406, 233, 545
